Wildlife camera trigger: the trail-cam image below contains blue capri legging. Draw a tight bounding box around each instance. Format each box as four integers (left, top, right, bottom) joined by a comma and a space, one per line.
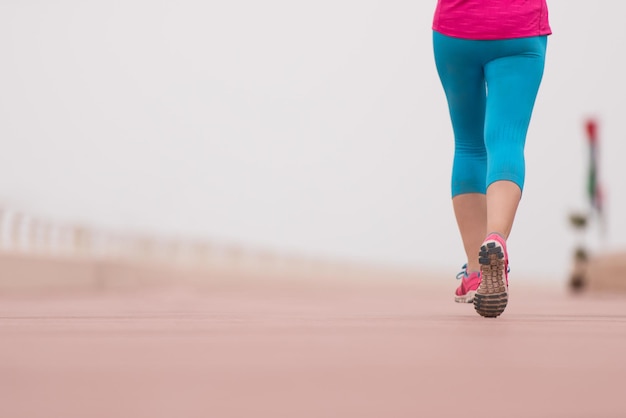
433, 31, 547, 197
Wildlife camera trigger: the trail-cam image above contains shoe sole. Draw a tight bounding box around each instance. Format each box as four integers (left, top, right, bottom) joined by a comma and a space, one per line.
474, 241, 508, 318
455, 290, 476, 303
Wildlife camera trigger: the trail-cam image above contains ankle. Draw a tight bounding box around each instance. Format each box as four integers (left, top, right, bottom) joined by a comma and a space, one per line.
485, 231, 506, 242
466, 265, 481, 275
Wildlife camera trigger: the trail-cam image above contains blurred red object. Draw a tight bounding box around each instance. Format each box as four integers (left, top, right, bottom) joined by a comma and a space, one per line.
586, 118, 598, 143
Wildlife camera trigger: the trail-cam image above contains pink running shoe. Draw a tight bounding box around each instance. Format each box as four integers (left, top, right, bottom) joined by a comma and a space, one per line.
454, 264, 481, 303
474, 233, 509, 318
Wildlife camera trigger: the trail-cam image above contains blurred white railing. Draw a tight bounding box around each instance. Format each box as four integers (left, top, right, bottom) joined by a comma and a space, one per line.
0, 206, 375, 280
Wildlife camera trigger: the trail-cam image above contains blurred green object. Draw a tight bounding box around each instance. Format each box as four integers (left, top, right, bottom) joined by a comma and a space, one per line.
569, 212, 588, 229
574, 247, 588, 262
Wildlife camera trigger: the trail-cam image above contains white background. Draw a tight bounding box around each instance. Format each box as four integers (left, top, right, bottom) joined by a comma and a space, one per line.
1, 1, 624, 281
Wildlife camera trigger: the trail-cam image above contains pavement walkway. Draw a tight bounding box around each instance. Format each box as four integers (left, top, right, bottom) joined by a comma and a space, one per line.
1, 276, 625, 418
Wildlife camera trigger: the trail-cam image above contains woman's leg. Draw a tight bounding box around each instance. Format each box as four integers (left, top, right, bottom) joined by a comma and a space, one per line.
433, 32, 489, 273
486, 181, 521, 240
453, 194, 486, 273
474, 36, 548, 317
483, 36, 548, 239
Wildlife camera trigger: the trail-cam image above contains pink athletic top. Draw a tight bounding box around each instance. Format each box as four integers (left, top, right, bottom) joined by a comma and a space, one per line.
433, 0, 552, 40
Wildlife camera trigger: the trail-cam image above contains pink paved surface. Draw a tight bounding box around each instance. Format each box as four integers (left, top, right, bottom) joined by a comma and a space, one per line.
1, 276, 626, 418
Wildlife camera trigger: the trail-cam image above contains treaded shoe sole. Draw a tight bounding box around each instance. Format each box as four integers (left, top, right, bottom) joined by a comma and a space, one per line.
455, 291, 476, 303
474, 242, 508, 318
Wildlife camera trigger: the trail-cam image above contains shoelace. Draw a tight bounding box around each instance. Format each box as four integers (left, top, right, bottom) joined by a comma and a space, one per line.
456, 264, 468, 280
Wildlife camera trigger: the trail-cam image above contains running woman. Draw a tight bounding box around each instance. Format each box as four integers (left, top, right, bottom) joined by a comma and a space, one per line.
432, 0, 551, 317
